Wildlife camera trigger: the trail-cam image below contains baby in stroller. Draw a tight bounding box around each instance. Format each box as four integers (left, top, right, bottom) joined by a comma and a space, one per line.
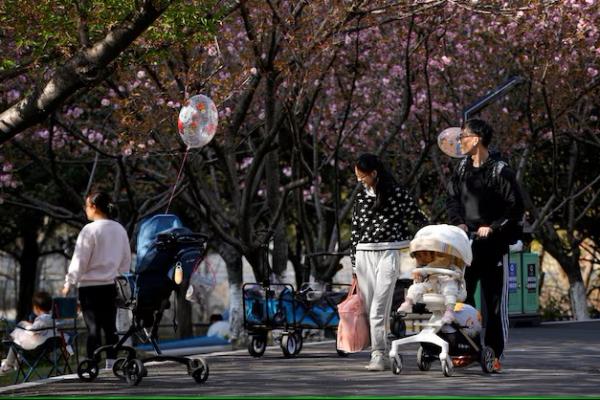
397, 224, 468, 325
389, 224, 495, 377
76, 214, 210, 386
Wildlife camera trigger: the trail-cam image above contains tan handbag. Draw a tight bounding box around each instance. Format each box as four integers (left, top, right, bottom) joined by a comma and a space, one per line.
336, 278, 370, 353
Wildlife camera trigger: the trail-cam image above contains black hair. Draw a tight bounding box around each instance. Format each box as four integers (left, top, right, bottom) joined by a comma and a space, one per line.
355, 153, 397, 211
32, 291, 53, 313
463, 118, 493, 147
87, 191, 116, 218
209, 314, 223, 323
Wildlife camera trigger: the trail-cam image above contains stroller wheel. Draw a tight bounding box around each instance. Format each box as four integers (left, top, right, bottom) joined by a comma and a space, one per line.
189, 358, 209, 383
416, 346, 432, 371
391, 355, 403, 375
480, 346, 495, 373
391, 317, 407, 338
77, 359, 99, 382
292, 332, 303, 355
248, 335, 267, 357
124, 359, 146, 386
281, 333, 297, 358
442, 357, 454, 377
112, 357, 128, 381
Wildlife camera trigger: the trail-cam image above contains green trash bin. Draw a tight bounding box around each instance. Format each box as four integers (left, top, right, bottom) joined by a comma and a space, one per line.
507, 252, 523, 315
522, 252, 540, 315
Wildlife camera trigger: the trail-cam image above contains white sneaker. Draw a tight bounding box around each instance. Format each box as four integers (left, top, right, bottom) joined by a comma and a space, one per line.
365, 353, 390, 371
105, 359, 116, 370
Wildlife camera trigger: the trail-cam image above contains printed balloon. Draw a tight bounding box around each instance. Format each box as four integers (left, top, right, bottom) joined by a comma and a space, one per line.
437, 127, 465, 158
177, 94, 218, 148
441, 303, 482, 337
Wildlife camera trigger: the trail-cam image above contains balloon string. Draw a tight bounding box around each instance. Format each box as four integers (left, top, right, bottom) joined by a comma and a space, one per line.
165, 147, 190, 214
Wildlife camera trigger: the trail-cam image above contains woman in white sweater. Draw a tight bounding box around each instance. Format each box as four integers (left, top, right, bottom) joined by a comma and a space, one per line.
62, 191, 131, 368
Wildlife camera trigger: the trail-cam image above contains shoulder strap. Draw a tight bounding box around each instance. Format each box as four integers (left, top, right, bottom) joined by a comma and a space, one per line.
458, 157, 507, 186
492, 160, 507, 184
458, 157, 469, 179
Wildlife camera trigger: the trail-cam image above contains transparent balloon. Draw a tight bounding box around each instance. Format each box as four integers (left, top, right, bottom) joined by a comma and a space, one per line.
437, 127, 465, 158
177, 94, 218, 149
441, 303, 482, 337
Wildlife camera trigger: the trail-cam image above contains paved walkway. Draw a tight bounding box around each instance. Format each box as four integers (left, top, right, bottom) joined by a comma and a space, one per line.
2, 320, 600, 397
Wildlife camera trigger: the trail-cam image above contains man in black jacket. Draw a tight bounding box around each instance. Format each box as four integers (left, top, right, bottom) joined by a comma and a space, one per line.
446, 118, 524, 373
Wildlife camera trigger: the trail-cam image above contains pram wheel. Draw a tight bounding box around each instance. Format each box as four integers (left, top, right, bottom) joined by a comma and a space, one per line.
292, 332, 303, 355
480, 346, 495, 373
280, 333, 297, 357
188, 358, 209, 383
124, 358, 146, 386
391, 355, 403, 375
416, 346, 432, 371
442, 357, 454, 377
112, 357, 128, 381
77, 359, 99, 382
248, 334, 267, 357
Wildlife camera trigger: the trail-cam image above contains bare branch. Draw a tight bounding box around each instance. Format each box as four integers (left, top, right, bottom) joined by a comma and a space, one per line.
0, 0, 173, 144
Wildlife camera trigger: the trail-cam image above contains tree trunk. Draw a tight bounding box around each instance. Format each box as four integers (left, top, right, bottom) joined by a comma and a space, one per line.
217, 242, 244, 341
246, 246, 267, 284
17, 221, 41, 321
521, 186, 590, 320
569, 281, 590, 321
540, 233, 590, 320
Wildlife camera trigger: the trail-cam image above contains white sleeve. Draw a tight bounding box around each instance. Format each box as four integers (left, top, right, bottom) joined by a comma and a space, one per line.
65, 227, 93, 286
29, 315, 53, 331
118, 235, 132, 275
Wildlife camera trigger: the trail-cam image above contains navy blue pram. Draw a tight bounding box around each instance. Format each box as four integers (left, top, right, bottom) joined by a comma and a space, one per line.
76, 214, 209, 386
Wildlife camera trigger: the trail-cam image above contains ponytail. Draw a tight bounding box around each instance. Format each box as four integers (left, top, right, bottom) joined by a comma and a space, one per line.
87, 191, 116, 218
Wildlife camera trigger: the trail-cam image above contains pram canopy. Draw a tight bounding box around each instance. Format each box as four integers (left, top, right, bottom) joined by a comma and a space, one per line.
136, 214, 184, 264
409, 224, 473, 266
133, 214, 207, 327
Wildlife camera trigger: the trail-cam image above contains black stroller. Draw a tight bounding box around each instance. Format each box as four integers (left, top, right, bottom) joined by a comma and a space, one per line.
76, 214, 210, 386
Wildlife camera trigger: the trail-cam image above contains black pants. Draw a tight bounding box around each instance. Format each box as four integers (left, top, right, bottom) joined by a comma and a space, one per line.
79, 284, 118, 359
464, 237, 509, 359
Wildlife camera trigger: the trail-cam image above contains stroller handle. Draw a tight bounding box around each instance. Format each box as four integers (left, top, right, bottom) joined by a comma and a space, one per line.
417, 267, 462, 279
157, 231, 208, 244
179, 232, 209, 241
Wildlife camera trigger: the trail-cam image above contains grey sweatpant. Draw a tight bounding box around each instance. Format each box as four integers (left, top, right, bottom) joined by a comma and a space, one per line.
355, 248, 400, 356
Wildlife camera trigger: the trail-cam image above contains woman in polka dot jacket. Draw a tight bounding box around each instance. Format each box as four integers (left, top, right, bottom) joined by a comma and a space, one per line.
352, 153, 428, 372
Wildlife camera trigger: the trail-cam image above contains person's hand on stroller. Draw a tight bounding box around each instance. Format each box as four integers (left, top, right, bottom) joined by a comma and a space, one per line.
476, 226, 493, 238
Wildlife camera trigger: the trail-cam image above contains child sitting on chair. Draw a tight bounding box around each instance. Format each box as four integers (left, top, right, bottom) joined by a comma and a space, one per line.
1, 291, 54, 373
397, 224, 471, 325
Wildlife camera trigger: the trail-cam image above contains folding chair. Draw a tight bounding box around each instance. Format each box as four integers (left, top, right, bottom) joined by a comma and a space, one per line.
53, 297, 80, 366
3, 297, 79, 384
8, 336, 69, 384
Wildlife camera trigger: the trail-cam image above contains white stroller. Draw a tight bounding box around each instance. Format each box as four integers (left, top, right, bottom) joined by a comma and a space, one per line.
389, 224, 496, 377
